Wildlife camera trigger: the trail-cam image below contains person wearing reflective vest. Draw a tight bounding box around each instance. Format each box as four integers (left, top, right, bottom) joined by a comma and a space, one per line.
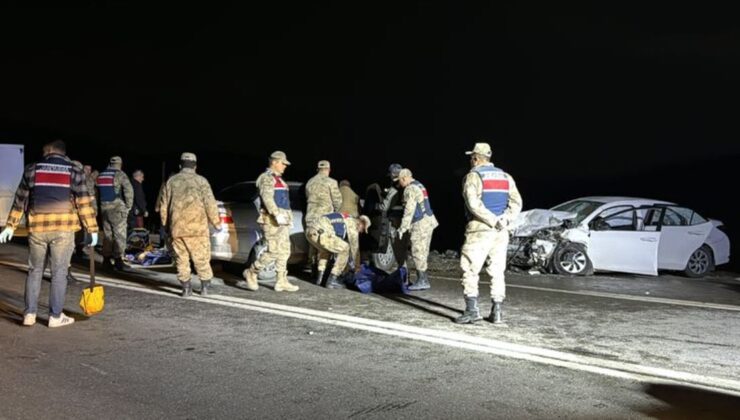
242, 151, 300, 292
305, 212, 371, 289
0, 140, 99, 328
97, 155, 133, 271
396, 169, 439, 291
455, 142, 522, 326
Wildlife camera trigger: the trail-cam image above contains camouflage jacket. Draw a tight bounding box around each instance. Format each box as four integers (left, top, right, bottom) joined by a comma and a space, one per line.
160, 168, 221, 237
305, 173, 342, 224
463, 165, 522, 234
314, 214, 361, 267
99, 167, 134, 212
256, 168, 293, 225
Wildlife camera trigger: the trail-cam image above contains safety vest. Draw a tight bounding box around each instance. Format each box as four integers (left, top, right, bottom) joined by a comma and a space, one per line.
272, 174, 291, 210
410, 180, 434, 223
31, 154, 73, 213
326, 212, 350, 239
468, 164, 510, 217
97, 168, 121, 203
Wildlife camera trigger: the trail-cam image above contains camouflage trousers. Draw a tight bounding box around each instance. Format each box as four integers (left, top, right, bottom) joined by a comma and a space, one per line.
408, 216, 438, 272
101, 204, 128, 258
171, 236, 213, 282
305, 228, 349, 276
460, 228, 509, 302
305, 213, 321, 266
250, 223, 290, 273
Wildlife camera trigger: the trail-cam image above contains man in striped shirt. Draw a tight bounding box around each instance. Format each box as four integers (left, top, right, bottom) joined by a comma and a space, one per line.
0, 140, 99, 328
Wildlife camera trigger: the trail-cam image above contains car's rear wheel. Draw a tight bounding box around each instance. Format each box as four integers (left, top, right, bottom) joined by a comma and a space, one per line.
683, 245, 714, 278
372, 239, 396, 272
552, 243, 592, 276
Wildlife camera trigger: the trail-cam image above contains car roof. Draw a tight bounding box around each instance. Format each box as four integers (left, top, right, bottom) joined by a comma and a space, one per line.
575, 196, 675, 206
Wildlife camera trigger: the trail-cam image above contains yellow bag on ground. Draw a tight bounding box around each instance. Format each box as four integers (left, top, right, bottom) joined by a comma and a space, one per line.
80, 285, 105, 315
79, 245, 105, 316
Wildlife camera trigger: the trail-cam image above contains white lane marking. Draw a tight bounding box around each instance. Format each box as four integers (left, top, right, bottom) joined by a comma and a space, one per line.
3, 259, 740, 395
432, 275, 740, 312
80, 363, 108, 376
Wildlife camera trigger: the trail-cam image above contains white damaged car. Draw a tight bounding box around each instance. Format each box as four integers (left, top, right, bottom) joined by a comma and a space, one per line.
507, 197, 730, 277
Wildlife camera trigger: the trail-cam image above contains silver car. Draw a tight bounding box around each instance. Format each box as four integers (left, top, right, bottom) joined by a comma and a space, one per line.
210, 181, 309, 278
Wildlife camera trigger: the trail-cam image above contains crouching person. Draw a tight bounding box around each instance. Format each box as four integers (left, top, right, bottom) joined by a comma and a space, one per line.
305, 213, 371, 289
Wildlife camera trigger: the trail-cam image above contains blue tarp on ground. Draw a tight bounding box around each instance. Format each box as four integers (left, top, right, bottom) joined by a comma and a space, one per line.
124, 249, 172, 266
343, 264, 410, 294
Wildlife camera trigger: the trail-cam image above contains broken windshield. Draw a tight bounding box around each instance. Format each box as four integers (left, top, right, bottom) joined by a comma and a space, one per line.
551, 200, 603, 224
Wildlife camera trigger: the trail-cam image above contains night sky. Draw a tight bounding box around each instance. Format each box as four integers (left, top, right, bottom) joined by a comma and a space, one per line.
2, 3, 739, 265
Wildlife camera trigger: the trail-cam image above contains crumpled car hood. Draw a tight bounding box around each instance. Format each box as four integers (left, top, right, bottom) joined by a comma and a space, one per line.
509, 209, 578, 237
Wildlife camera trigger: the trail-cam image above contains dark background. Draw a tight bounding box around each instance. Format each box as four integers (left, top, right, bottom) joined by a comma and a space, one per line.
1, 3, 738, 269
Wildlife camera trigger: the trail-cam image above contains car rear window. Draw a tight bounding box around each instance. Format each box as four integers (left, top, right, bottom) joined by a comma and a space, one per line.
218, 183, 258, 203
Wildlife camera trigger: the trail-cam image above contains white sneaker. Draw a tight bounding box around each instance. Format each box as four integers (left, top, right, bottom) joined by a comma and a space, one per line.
23, 313, 36, 326
48, 313, 75, 328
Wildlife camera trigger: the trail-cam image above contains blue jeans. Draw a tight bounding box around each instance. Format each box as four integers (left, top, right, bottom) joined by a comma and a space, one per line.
26, 231, 75, 317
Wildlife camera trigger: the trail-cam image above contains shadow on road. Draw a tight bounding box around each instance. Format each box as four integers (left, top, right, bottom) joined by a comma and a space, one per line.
379, 293, 463, 322
0, 291, 24, 325
639, 383, 740, 419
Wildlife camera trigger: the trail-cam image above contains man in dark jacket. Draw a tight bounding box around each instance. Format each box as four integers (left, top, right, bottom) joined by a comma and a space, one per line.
129, 169, 148, 230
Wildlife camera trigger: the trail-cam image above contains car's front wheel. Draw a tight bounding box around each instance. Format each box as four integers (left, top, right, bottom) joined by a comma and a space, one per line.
683, 245, 714, 278
552, 242, 592, 276
372, 239, 396, 272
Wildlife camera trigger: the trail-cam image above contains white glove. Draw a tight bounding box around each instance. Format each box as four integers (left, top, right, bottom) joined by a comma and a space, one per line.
0, 227, 14, 243
89, 233, 98, 247
275, 212, 289, 226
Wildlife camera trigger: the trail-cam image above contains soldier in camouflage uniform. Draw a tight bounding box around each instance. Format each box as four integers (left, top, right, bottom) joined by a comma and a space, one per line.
159, 153, 222, 297
97, 156, 133, 271
83, 165, 98, 214
455, 143, 522, 325
305, 213, 371, 288
396, 169, 439, 291
304, 160, 342, 283
242, 151, 299, 292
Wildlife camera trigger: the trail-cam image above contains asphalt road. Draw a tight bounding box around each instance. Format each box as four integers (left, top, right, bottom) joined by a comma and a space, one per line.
1, 243, 739, 419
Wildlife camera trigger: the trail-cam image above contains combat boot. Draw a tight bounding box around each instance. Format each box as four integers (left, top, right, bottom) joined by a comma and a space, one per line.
200, 279, 212, 296
274, 271, 299, 292
325, 274, 345, 289
489, 301, 503, 325
180, 281, 192, 298
454, 296, 483, 324
242, 268, 259, 291
408, 270, 430, 291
